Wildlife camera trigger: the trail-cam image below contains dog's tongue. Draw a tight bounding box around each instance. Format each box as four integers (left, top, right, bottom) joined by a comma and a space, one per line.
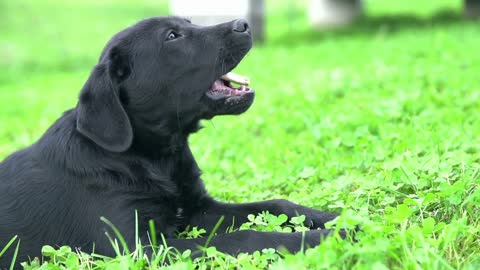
221, 72, 250, 86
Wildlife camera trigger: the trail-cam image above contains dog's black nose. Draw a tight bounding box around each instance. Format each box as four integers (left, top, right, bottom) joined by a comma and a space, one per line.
233, 19, 250, 33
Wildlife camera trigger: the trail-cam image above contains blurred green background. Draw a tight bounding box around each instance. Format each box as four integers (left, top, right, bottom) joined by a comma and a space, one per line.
1, 1, 480, 268
0, 0, 471, 84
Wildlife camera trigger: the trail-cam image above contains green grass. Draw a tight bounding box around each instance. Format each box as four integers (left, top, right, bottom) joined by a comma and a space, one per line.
1, 0, 480, 269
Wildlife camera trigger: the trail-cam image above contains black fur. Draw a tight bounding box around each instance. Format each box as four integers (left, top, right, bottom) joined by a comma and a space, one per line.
0, 17, 341, 269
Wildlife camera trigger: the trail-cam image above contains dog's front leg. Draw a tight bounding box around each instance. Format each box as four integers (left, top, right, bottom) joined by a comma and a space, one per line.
163, 229, 339, 258
189, 197, 339, 233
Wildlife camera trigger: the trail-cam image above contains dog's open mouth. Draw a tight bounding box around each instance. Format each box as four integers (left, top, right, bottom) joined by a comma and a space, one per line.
206, 72, 253, 100
202, 71, 255, 116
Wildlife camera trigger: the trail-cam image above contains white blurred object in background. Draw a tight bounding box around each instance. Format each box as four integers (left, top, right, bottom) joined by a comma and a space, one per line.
170, 0, 264, 42
308, 0, 362, 29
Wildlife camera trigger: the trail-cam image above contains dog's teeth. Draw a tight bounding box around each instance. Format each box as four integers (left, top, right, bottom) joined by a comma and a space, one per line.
221, 72, 250, 86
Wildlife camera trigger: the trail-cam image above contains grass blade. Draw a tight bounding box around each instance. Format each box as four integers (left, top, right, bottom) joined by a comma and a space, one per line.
203, 215, 224, 249
101, 216, 131, 255
149, 219, 158, 247
134, 210, 143, 260
0, 235, 18, 258
9, 239, 20, 270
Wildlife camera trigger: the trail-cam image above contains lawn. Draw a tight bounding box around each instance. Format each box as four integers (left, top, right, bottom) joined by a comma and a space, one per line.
1, 0, 480, 269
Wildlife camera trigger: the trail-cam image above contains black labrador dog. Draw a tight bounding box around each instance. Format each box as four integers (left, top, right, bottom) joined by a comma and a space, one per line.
0, 17, 341, 268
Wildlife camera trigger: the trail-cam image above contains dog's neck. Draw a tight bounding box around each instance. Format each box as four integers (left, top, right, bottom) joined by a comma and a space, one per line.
36, 109, 202, 180
128, 118, 201, 157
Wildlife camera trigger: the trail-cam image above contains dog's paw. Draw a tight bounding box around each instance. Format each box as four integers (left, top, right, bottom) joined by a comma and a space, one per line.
304, 212, 340, 229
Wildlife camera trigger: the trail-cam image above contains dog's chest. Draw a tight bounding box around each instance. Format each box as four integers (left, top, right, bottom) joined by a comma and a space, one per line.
108, 148, 205, 233
134, 156, 197, 195
131, 156, 203, 207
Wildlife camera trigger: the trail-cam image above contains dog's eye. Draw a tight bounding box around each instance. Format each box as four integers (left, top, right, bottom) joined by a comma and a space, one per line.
166, 31, 179, 41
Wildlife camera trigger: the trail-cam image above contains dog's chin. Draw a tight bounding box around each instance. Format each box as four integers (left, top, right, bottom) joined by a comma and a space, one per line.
202, 78, 255, 117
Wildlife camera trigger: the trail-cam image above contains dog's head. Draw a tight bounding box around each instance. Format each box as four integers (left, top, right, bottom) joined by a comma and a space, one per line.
76, 16, 254, 152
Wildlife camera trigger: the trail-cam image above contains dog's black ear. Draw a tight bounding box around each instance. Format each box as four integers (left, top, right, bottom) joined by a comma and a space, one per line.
76, 51, 133, 152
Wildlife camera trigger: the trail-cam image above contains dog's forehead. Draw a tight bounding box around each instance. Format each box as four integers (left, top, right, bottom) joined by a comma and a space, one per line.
140, 16, 192, 30
99, 16, 194, 62
112, 16, 191, 41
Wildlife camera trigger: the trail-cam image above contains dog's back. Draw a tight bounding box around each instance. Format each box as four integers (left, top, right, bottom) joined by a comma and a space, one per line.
0, 112, 102, 267
0, 146, 46, 267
